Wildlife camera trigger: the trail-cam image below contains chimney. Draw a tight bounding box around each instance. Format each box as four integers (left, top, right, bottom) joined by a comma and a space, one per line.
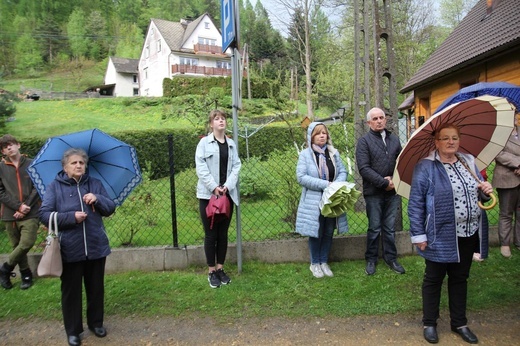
486, 0, 501, 14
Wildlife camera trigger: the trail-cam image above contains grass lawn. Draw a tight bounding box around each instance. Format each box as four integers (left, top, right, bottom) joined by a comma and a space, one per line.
0, 247, 518, 321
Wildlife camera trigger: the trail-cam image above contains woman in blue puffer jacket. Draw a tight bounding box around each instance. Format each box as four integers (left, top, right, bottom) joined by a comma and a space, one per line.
295, 122, 348, 278
39, 148, 116, 346
409, 123, 493, 345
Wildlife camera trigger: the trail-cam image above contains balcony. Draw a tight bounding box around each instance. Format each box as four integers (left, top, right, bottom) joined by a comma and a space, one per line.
171, 64, 232, 76
193, 43, 227, 55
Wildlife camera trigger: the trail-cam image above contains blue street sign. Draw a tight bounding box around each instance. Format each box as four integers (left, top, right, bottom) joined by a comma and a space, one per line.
221, 0, 236, 52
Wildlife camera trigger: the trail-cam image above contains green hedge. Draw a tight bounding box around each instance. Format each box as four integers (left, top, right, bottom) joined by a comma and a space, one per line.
20, 126, 304, 180
163, 76, 279, 99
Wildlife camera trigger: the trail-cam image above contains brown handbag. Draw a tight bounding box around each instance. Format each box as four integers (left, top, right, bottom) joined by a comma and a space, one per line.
37, 212, 63, 277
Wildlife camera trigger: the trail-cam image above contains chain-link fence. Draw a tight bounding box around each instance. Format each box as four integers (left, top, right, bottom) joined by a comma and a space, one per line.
0, 117, 499, 255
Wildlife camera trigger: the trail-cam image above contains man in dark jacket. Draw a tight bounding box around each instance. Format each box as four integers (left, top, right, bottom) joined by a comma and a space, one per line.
355, 108, 405, 276
0, 134, 40, 289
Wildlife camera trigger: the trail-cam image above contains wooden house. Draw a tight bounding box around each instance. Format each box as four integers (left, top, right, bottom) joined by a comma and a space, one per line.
400, 0, 520, 128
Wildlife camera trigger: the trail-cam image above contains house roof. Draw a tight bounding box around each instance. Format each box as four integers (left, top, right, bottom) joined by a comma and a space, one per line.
401, 0, 520, 93
110, 57, 139, 74
151, 13, 212, 53
398, 92, 414, 111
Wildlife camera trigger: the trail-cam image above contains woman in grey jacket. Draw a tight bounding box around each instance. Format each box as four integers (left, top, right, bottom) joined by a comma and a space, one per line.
195, 110, 241, 288
295, 122, 348, 278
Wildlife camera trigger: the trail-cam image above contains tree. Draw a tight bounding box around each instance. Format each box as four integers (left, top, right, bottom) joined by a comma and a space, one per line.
86, 10, 109, 60
0, 93, 17, 127
14, 33, 44, 73
439, 0, 479, 29
67, 9, 89, 59
282, 0, 329, 119
115, 22, 144, 59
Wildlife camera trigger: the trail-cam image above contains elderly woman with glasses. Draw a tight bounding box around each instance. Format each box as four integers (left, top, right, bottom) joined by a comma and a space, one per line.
408, 123, 493, 345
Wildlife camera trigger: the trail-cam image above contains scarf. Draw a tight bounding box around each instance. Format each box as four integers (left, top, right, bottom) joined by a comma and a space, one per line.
312, 144, 329, 181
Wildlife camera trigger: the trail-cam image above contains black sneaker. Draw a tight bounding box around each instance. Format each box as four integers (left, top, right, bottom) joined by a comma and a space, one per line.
386, 260, 405, 274
216, 268, 231, 285
365, 261, 376, 275
208, 270, 221, 288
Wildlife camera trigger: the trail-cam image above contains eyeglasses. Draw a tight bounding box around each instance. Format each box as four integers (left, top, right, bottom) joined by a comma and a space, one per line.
436, 137, 459, 142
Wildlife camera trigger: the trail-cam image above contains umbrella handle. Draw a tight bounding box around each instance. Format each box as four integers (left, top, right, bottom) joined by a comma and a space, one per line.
478, 192, 497, 210
455, 154, 497, 210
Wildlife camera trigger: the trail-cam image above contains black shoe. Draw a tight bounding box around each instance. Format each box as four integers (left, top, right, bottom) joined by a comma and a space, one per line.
423, 326, 439, 343
0, 262, 15, 289
89, 326, 107, 338
386, 260, 405, 274
20, 269, 33, 290
216, 268, 231, 285
208, 270, 221, 288
68, 335, 81, 346
365, 261, 376, 275
451, 326, 478, 344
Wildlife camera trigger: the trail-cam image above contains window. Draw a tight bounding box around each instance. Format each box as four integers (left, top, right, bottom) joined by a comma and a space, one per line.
133, 75, 137, 83
198, 37, 216, 46
151, 28, 155, 36
133, 88, 139, 96
217, 61, 231, 69
144, 68, 148, 80
179, 57, 199, 66
157, 39, 162, 52
145, 46, 149, 58
205, 22, 210, 29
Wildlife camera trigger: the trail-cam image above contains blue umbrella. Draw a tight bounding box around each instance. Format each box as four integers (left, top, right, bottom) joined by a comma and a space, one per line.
435, 81, 520, 113
27, 129, 142, 206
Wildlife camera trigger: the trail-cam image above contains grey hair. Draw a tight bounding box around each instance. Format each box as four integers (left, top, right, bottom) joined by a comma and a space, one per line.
366, 107, 385, 121
61, 148, 89, 167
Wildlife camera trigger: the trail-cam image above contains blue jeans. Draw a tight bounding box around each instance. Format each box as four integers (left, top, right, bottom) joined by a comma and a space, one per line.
309, 215, 335, 264
364, 194, 399, 263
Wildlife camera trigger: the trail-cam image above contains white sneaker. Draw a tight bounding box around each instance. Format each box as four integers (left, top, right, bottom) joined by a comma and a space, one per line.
472, 253, 484, 262
320, 263, 334, 277
501, 246, 512, 258
310, 264, 324, 278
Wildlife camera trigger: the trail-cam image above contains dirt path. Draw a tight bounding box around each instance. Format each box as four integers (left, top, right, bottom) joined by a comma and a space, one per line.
1, 308, 519, 345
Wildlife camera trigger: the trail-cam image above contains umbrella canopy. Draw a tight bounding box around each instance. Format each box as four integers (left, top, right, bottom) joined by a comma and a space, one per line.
435, 81, 520, 113
27, 129, 142, 206
394, 95, 515, 199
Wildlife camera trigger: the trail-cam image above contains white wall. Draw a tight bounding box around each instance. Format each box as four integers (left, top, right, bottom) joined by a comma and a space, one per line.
139, 22, 171, 97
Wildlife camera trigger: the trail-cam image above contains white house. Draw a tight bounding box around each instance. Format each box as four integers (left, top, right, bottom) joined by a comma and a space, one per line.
104, 57, 139, 97
138, 13, 232, 97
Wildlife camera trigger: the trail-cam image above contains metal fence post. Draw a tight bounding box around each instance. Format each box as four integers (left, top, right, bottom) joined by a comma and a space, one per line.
168, 134, 179, 248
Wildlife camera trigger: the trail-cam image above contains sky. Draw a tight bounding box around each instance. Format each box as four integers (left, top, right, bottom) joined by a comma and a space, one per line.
250, 0, 292, 34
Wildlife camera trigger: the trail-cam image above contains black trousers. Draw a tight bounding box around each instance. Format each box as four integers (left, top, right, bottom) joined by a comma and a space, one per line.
422, 232, 477, 327
61, 257, 106, 336
199, 198, 234, 267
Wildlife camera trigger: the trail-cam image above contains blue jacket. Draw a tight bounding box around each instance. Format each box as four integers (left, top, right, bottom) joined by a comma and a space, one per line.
39, 171, 116, 263
195, 133, 241, 205
295, 122, 349, 237
355, 128, 402, 196
408, 151, 489, 262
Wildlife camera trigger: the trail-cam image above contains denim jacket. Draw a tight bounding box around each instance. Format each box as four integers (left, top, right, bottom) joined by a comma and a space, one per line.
195, 133, 241, 205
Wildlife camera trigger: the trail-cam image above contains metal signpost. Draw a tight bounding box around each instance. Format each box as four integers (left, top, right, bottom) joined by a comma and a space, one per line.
221, 0, 243, 273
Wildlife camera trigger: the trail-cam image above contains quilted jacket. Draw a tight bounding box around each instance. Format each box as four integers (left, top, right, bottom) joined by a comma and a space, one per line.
408, 151, 489, 262
295, 122, 349, 238
39, 171, 116, 263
